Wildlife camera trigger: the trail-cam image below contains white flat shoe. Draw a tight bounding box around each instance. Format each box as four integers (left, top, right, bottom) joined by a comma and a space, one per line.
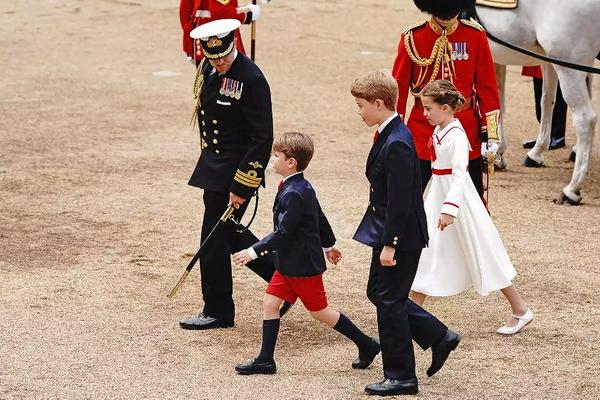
496, 308, 533, 335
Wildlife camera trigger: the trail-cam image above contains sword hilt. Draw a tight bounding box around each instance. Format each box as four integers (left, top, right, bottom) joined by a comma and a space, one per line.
220, 204, 236, 222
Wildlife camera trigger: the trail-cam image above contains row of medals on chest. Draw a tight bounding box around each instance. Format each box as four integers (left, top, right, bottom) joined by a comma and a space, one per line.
450, 42, 469, 60
219, 77, 243, 100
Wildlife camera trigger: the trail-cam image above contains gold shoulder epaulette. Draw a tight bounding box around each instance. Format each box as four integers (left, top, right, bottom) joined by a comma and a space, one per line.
403, 20, 427, 34
460, 18, 485, 31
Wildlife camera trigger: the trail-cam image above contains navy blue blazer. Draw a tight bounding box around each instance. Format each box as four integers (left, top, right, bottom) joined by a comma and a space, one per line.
252, 173, 336, 277
353, 116, 428, 250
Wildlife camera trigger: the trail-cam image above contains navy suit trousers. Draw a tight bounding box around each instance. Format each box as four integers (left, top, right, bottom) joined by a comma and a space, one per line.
367, 248, 447, 380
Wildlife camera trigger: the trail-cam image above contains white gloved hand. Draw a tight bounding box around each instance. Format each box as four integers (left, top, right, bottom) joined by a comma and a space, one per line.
247, 3, 261, 21
481, 142, 499, 157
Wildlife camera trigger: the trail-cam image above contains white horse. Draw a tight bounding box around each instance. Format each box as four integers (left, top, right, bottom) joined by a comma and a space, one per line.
473, 0, 600, 204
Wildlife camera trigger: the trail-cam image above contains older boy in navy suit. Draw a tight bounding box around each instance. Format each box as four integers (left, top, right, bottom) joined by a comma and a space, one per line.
351, 71, 460, 396
232, 132, 380, 375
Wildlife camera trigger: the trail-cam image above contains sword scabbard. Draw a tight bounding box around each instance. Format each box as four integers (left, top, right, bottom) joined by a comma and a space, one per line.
167, 270, 190, 299
167, 204, 235, 299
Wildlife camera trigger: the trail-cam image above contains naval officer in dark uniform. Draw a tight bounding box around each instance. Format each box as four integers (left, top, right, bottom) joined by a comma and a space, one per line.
180, 19, 281, 330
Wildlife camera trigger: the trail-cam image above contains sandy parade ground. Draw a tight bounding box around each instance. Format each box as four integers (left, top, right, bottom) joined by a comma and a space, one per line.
2, 0, 600, 398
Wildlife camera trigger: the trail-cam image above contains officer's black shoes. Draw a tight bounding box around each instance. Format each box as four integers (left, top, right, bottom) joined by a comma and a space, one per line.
522, 137, 566, 150
352, 338, 381, 369
427, 329, 461, 377
365, 378, 418, 396
179, 313, 234, 330
279, 301, 293, 317
235, 358, 277, 375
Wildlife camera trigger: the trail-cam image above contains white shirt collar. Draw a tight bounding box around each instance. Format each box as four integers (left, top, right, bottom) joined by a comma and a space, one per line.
378, 112, 399, 133
283, 171, 302, 183
434, 118, 461, 136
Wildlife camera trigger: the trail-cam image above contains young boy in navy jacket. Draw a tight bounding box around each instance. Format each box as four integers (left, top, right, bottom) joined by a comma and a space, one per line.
232, 131, 380, 375
351, 71, 460, 396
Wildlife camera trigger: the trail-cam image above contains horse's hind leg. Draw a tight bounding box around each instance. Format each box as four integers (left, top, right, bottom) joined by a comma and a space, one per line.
525, 63, 557, 167
554, 66, 597, 205
494, 63, 508, 169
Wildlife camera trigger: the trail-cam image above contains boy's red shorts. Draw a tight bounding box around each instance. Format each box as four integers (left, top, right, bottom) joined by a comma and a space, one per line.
266, 271, 328, 312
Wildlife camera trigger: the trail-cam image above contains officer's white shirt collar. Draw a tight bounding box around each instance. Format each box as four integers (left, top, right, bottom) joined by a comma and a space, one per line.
377, 112, 399, 133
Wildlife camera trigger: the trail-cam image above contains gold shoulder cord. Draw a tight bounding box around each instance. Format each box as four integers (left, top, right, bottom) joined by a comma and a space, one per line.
403, 19, 457, 93
189, 58, 207, 128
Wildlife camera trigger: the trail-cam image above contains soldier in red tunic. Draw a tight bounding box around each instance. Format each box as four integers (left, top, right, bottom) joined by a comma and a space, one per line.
179, 0, 260, 63
392, 0, 500, 198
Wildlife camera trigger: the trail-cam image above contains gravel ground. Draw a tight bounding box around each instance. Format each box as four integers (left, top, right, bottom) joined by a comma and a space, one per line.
2, 0, 600, 399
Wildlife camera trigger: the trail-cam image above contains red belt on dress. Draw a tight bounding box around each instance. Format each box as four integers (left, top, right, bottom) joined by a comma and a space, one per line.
432, 167, 468, 175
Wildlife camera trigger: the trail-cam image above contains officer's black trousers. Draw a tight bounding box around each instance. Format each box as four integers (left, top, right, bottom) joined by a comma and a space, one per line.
199, 190, 275, 320
419, 157, 485, 199
366, 248, 447, 380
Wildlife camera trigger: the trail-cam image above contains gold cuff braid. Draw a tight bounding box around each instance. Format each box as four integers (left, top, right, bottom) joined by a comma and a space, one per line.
234, 169, 262, 188
485, 110, 500, 142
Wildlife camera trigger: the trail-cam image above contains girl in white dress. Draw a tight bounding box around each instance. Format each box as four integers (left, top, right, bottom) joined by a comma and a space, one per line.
410, 80, 533, 335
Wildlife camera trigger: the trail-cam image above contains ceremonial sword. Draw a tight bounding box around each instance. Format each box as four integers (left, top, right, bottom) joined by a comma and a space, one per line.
250, 0, 257, 61
167, 205, 236, 299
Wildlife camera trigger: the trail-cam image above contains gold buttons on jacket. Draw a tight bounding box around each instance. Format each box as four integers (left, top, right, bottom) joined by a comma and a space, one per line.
203, 131, 207, 136
212, 119, 218, 124
393, 236, 398, 246
200, 110, 205, 115
372, 206, 376, 212
215, 149, 220, 154
213, 138, 218, 144
214, 130, 219, 134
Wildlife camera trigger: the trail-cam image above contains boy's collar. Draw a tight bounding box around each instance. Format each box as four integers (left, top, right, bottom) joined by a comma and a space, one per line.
282, 171, 303, 183
377, 112, 399, 134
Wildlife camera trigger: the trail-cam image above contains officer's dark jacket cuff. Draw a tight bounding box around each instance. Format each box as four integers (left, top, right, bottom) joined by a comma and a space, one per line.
230, 168, 262, 198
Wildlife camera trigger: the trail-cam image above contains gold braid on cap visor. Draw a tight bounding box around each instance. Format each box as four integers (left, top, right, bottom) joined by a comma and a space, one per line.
203, 41, 235, 60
